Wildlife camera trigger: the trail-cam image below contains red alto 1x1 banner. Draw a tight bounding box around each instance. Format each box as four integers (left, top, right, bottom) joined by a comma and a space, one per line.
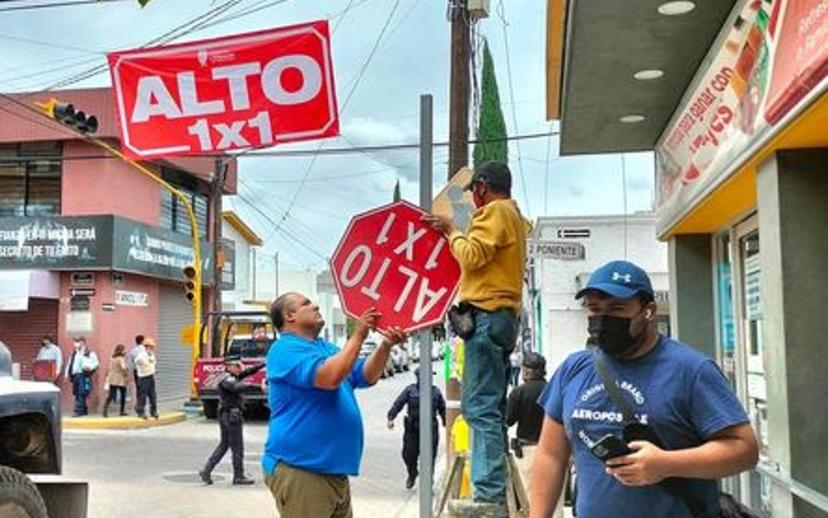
107, 20, 339, 159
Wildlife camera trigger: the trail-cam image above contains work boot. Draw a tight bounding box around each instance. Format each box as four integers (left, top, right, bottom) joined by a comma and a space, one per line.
232, 476, 255, 486
406, 475, 416, 490
199, 470, 213, 485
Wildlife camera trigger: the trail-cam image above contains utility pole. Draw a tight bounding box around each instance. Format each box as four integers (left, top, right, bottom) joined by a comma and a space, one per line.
446, 0, 472, 463
210, 157, 226, 357
448, 0, 471, 180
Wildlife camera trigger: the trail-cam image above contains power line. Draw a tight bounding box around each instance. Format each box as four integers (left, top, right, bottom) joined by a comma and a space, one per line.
264, 0, 402, 237
0, 131, 559, 163
497, 0, 530, 217
0, 0, 131, 12
235, 192, 328, 263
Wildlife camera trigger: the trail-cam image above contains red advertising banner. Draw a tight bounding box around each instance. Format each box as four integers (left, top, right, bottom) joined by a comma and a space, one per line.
107, 20, 339, 159
657, 0, 828, 214
330, 201, 460, 333
765, 0, 828, 123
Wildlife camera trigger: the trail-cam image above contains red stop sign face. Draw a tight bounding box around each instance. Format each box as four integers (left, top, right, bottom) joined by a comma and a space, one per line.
331, 201, 460, 333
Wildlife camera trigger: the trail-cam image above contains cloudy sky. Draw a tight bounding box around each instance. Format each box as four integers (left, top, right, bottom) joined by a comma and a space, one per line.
0, 0, 654, 270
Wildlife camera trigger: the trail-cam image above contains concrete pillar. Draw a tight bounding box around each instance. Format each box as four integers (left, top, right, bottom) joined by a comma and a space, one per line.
757, 149, 828, 518
668, 234, 716, 358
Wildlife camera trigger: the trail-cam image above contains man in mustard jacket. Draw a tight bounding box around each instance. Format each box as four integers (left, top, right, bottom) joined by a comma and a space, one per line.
425, 160, 530, 516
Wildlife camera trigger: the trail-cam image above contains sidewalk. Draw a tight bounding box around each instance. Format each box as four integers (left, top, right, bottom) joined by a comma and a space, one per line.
62, 411, 186, 430
62, 398, 191, 430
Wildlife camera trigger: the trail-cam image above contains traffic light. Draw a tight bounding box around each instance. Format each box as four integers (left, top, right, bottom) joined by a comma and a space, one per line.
34, 98, 98, 134
183, 265, 197, 303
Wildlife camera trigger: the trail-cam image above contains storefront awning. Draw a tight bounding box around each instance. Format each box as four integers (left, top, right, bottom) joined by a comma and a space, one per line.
547, 0, 737, 155
0, 270, 59, 311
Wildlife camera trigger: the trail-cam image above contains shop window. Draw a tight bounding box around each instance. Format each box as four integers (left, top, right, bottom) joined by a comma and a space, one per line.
714, 233, 737, 387
159, 167, 209, 238
0, 142, 62, 217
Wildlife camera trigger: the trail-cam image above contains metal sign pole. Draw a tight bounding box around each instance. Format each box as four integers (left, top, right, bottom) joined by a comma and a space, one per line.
418, 94, 435, 518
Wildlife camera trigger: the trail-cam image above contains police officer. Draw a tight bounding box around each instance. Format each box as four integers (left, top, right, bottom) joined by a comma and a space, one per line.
506, 352, 547, 491
200, 355, 265, 486
387, 367, 447, 489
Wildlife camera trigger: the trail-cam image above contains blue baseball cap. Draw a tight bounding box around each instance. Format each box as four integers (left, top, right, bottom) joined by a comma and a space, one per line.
575, 260, 654, 300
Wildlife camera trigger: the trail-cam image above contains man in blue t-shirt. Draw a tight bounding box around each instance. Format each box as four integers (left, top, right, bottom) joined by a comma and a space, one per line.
262, 292, 408, 518
530, 260, 758, 518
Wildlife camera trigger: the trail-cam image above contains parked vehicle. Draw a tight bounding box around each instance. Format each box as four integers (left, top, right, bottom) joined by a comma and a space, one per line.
194, 311, 275, 419
0, 341, 88, 518
390, 345, 411, 372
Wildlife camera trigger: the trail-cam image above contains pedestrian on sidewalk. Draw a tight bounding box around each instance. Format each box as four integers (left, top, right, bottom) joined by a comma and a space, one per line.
262, 292, 408, 518
506, 352, 547, 494
35, 335, 63, 384
530, 261, 758, 518
64, 337, 99, 417
387, 367, 447, 490
199, 356, 265, 486
126, 335, 146, 415
103, 344, 129, 417
424, 160, 531, 517
134, 336, 158, 419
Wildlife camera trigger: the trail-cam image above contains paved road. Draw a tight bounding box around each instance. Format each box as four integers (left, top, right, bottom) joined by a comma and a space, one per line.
63, 367, 441, 518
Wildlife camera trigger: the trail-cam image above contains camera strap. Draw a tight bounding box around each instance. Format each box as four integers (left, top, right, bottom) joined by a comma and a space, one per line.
590, 347, 638, 426
590, 347, 707, 518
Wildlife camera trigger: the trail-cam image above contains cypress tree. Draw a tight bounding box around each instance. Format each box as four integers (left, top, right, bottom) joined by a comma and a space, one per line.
473, 40, 508, 167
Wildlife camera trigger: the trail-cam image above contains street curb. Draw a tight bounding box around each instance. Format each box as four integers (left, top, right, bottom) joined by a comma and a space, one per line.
62, 411, 187, 430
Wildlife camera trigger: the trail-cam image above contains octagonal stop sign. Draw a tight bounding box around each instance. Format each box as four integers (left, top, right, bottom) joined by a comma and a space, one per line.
331, 200, 460, 333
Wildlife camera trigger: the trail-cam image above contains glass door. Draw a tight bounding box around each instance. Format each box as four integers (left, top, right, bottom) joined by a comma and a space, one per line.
731, 216, 771, 514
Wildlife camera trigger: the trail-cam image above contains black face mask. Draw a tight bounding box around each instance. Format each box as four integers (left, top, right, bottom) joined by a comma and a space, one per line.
587, 313, 644, 356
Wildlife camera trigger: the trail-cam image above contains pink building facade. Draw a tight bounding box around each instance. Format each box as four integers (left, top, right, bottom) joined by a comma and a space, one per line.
0, 87, 237, 411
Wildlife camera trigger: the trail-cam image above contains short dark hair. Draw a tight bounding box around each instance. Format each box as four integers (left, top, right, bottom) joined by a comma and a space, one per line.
270, 293, 298, 331
135, 335, 144, 345
42, 335, 53, 343
638, 293, 655, 305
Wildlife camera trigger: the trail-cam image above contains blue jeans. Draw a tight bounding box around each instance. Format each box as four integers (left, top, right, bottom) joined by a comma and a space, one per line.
461, 308, 517, 502
71, 374, 90, 416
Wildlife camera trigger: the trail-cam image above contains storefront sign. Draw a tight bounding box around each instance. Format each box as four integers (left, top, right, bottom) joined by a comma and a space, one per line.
0, 216, 112, 269
66, 310, 93, 334
115, 290, 149, 307
765, 0, 828, 123
111, 217, 213, 283
656, 0, 828, 226
107, 20, 339, 159
527, 240, 585, 260
0, 215, 212, 283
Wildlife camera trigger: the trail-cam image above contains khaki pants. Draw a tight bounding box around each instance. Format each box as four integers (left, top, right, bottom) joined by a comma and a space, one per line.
515, 446, 564, 518
265, 463, 352, 518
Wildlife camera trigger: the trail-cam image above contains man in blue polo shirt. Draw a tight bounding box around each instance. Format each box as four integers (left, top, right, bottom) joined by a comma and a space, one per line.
263, 292, 408, 518
529, 260, 758, 518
